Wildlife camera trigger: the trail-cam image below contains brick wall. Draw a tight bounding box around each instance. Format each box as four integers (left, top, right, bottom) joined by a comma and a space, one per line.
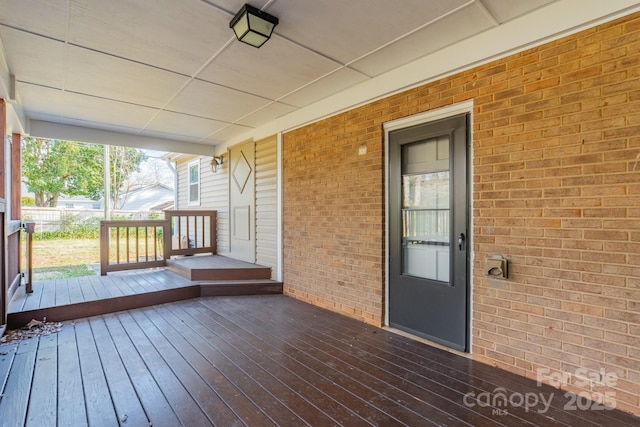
283, 114, 385, 325
283, 12, 640, 414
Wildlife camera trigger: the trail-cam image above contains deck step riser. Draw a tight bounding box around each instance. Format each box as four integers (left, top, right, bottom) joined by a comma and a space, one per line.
167, 266, 272, 281
166, 255, 272, 281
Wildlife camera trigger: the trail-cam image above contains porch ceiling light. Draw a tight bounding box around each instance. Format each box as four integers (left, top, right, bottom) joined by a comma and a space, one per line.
229, 4, 279, 48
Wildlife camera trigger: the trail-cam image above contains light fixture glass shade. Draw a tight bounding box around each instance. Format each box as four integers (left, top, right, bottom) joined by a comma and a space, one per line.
231, 13, 249, 40
211, 156, 223, 173
230, 4, 278, 48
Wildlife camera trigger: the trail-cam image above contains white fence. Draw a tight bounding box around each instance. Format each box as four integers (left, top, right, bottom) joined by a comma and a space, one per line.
22, 207, 164, 233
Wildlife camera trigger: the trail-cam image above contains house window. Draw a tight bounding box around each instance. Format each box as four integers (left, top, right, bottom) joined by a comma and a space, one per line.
188, 160, 200, 205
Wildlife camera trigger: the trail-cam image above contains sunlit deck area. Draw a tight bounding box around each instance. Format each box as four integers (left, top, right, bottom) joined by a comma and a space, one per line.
1, 294, 637, 426
7, 255, 281, 328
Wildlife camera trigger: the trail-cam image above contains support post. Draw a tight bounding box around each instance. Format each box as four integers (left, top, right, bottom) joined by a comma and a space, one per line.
104, 144, 111, 220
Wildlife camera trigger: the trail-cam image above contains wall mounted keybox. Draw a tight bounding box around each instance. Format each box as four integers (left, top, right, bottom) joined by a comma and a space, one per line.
485, 256, 508, 279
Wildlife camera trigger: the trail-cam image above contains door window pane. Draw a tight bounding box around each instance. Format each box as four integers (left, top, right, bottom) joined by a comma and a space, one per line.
401, 138, 450, 282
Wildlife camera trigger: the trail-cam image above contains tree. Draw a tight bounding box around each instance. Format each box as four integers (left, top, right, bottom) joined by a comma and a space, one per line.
108, 146, 147, 209
21, 137, 146, 208
21, 138, 103, 207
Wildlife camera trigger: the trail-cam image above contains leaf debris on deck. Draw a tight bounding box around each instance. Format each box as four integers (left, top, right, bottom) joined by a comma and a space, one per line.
0, 319, 63, 343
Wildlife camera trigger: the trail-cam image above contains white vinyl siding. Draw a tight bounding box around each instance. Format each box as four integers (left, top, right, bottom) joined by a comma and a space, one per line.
201, 157, 230, 256
255, 135, 278, 279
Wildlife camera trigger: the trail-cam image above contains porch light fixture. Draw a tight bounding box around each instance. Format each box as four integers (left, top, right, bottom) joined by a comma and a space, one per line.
211, 155, 224, 173
229, 4, 279, 48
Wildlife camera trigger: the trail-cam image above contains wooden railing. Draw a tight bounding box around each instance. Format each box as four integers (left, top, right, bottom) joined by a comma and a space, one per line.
7, 219, 22, 299
100, 219, 169, 275
100, 210, 217, 275
23, 221, 35, 294
165, 210, 217, 257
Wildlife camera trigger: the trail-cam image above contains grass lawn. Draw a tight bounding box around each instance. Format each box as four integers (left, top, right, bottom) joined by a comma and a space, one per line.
29, 238, 100, 280
28, 236, 164, 280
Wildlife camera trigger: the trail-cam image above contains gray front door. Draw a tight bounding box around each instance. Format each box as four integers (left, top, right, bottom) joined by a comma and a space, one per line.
389, 114, 470, 351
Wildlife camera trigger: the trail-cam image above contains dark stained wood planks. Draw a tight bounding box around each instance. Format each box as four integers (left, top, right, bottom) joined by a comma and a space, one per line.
0, 295, 638, 427
25, 333, 57, 426
74, 318, 119, 426
56, 321, 87, 427
101, 314, 181, 427
115, 310, 213, 426
0, 337, 38, 425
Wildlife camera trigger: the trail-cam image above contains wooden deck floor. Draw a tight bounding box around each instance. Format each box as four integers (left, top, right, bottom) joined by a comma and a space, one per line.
0, 295, 637, 426
8, 268, 194, 313
7, 256, 282, 328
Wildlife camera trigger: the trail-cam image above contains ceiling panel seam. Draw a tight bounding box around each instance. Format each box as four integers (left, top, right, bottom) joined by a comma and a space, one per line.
138, 37, 237, 136
343, 0, 477, 69
474, 0, 500, 26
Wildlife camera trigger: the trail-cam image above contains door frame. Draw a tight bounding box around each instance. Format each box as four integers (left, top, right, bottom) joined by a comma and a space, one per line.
383, 100, 474, 351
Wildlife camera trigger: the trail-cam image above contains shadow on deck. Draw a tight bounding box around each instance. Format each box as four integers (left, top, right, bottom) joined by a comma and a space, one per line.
8, 255, 281, 328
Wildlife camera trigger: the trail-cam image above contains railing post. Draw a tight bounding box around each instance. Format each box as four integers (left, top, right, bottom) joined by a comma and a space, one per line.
211, 210, 217, 255
100, 221, 108, 276
163, 218, 171, 261
23, 221, 36, 294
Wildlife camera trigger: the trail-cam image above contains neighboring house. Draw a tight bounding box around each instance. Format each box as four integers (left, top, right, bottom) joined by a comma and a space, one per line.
55, 195, 102, 210
21, 183, 102, 210
22, 183, 173, 212
117, 183, 174, 211
4, 4, 640, 417
21, 185, 173, 232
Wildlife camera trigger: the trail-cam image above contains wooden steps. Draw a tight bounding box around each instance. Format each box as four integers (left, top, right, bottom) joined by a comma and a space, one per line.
166, 255, 272, 281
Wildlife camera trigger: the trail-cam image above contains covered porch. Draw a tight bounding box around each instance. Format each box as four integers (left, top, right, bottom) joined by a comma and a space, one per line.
3, 0, 640, 420
1, 294, 637, 426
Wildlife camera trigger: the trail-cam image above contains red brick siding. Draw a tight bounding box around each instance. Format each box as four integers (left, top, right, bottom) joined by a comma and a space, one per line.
283, 12, 640, 414
283, 114, 385, 325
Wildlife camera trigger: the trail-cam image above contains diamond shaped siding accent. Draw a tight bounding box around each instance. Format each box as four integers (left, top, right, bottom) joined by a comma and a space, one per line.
233, 150, 252, 194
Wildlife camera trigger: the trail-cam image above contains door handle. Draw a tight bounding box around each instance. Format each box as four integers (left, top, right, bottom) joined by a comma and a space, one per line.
458, 233, 465, 251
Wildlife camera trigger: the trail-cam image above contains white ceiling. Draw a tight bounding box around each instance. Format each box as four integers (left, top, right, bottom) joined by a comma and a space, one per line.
0, 0, 639, 154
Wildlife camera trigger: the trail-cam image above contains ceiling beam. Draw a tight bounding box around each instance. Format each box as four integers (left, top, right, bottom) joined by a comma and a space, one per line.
0, 34, 28, 135
0, 36, 11, 101
28, 120, 214, 156
6, 103, 26, 135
